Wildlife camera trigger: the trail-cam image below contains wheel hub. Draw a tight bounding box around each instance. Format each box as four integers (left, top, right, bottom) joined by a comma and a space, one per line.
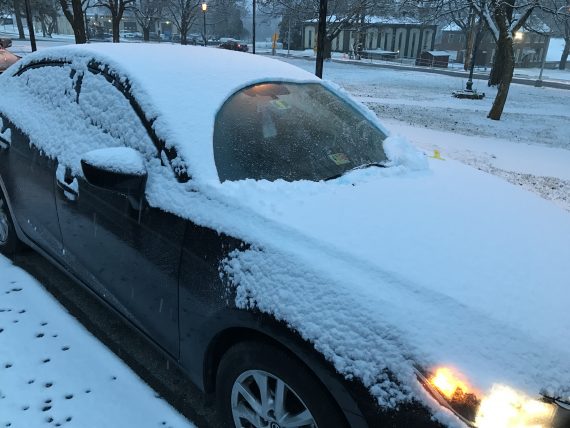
231, 369, 317, 428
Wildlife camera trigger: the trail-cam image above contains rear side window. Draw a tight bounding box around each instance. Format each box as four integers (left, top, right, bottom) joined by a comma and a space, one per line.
13, 64, 77, 109
10, 63, 155, 174
213, 82, 387, 182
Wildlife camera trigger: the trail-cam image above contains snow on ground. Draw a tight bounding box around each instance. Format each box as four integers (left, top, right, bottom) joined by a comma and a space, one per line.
0, 256, 195, 428
279, 57, 570, 211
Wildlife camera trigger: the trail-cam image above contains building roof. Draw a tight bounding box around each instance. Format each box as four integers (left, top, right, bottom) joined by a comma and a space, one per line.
306, 15, 426, 26
425, 50, 451, 56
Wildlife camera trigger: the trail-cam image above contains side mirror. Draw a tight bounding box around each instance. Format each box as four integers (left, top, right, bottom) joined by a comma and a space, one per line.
80, 147, 147, 206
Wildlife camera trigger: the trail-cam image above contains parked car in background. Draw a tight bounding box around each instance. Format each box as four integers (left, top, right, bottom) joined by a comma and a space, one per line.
218, 39, 248, 52
0, 38, 12, 49
0, 46, 19, 73
121, 31, 143, 41
0, 44, 569, 428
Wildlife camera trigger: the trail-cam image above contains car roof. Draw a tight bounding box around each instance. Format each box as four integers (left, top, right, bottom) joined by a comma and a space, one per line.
13, 44, 320, 183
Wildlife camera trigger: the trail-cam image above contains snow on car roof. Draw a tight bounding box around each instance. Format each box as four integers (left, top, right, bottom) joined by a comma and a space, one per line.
11, 43, 320, 183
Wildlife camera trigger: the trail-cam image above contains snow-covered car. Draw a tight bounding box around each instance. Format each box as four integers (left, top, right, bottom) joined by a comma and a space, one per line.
0, 44, 569, 428
218, 39, 249, 52
0, 47, 19, 73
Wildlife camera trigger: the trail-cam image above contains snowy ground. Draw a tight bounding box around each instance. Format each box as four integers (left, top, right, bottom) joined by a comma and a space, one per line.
278, 57, 570, 212
0, 256, 196, 428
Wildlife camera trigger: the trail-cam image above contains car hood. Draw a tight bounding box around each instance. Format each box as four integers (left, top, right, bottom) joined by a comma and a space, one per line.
209, 154, 570, 407
145, 141, 570, 419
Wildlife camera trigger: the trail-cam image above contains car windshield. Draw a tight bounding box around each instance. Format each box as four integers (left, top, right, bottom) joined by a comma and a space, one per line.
213, 82, 388, 182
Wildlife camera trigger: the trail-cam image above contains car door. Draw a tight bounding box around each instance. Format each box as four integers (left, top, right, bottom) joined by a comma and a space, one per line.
0, 64, 74, 258
54, 66, 186, 357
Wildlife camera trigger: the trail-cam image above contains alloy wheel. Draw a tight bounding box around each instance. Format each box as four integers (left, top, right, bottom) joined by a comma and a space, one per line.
231, 369, 318, 428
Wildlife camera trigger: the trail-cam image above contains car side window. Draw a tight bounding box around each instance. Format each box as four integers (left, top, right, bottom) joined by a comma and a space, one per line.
13, 64, 79, 114
77, 70, 156, 160
10, 63, 156, 175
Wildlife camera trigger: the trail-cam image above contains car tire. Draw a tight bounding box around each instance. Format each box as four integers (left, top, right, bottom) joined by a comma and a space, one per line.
0, 188, 23, 257
216, 341, 347, 428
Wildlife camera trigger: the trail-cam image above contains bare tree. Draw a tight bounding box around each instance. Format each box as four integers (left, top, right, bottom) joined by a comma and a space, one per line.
33, 0, 59, 36
59, 0, 88, 42
11, 0, 27, 39
475, 0, 539, 119
425, 0, 541, 120
421, 0, 475, 68
134, 0, 164, 41
167, 0, 201, 44
94, 0, 136, 41
263, 0, 390, 73
208, 0, 246, 38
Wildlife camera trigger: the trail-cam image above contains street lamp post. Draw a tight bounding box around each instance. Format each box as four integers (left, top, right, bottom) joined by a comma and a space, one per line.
535, 34, 551, 87
23, 0, 36, 52
287, 18, 291, 57
202, 2, 207, 46
252, 0, 256, 54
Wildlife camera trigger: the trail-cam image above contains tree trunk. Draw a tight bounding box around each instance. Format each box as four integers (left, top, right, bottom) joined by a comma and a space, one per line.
71, 0, 86, 43
13, 0, 26, 39
143, 27, 149, 41
560, 38, 569, 70
60, 0, 87, 44
464, 11, 476, 71
464, 30, 473, 71
112, 16, 120, 42
488, 35, 514, 120
52, 12, 59, 33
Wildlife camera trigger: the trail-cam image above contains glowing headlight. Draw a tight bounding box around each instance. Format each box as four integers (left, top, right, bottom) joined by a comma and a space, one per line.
475, 385, 556, 428
419, 367, 561, 428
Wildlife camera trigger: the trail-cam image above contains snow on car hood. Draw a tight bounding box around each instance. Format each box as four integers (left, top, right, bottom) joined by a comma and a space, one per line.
148, 138, 570, 420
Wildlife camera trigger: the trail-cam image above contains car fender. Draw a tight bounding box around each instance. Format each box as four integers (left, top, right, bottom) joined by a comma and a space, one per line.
186, 307, 370, 428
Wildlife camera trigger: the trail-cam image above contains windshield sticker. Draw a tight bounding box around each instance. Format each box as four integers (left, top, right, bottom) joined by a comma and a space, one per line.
329, 153, 350, 165
271, 99, 290, 110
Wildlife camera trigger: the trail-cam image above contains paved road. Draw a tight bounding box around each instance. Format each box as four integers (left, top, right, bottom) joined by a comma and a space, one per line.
13, 250, 223, 428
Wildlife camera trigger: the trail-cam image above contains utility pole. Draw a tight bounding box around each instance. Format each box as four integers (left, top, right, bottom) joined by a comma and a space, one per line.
252, 0, 256, 54
287, 18, 291, 56
23, 0, 36, 52
464, 7, 476, 71
535, 35, 551, 87
315, 0, 327, 78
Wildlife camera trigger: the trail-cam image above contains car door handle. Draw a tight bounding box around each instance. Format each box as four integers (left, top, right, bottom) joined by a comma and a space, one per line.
56, 177, 78, 201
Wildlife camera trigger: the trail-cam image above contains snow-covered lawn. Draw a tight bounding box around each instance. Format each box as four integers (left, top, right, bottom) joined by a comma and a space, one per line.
0, 256, 195, 428
279, 57, 570, 211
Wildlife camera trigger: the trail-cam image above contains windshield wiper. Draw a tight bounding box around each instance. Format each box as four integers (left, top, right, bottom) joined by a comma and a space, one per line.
324, 162, 387, 181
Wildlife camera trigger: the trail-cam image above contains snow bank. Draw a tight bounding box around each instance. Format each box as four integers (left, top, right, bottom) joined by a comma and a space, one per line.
383, 135, 428, 171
